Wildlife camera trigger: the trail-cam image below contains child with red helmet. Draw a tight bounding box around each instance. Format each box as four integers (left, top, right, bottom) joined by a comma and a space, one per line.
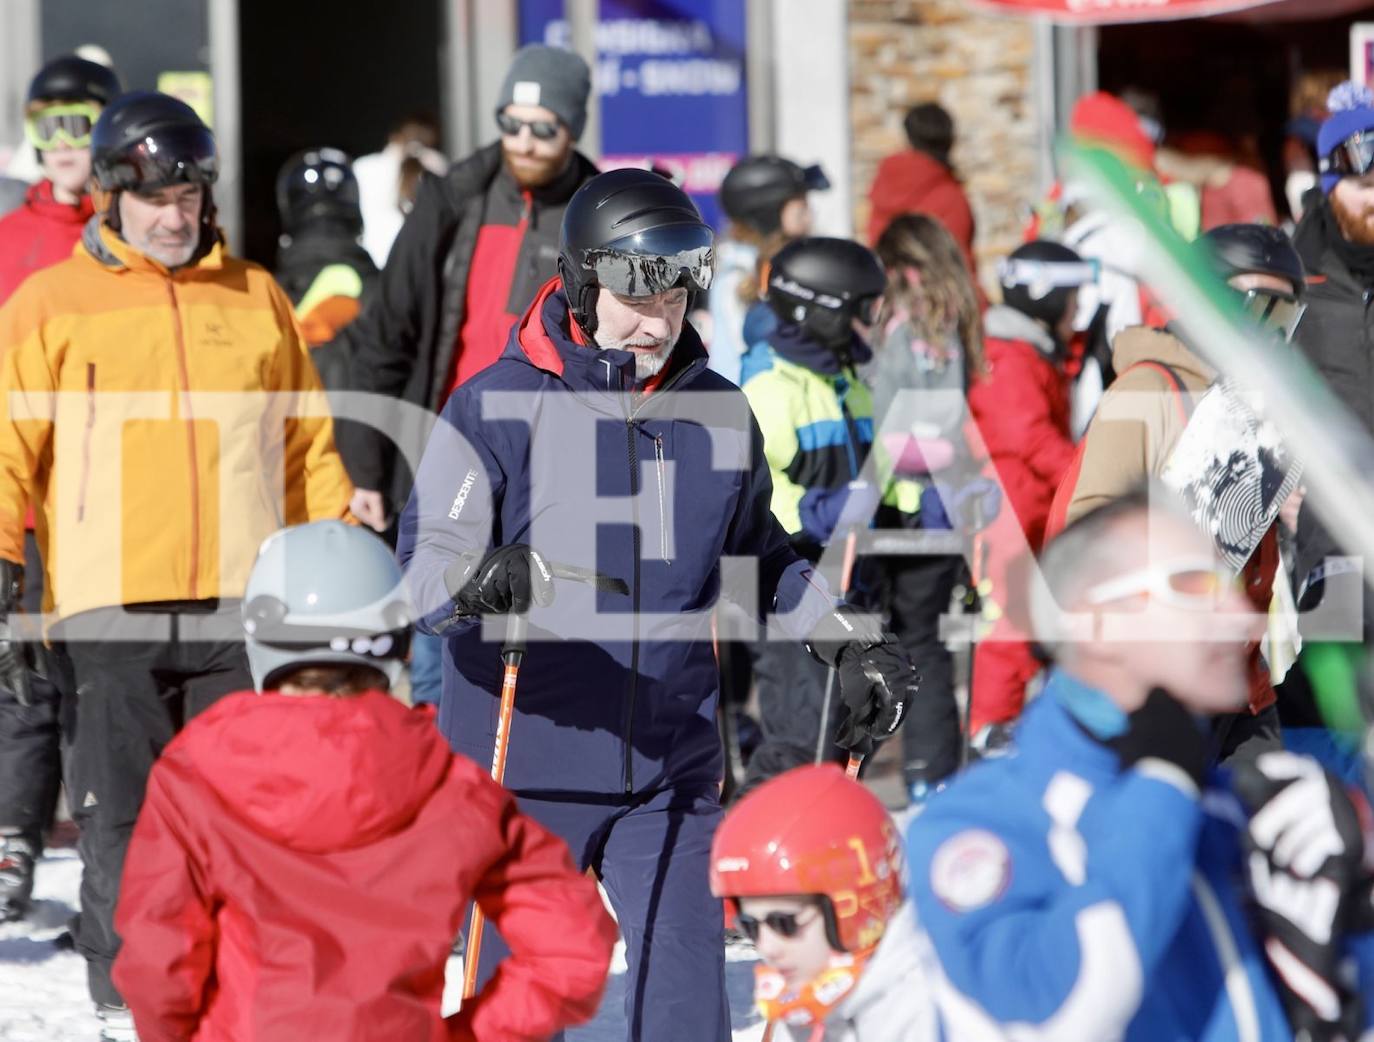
710, 765, 937, 1041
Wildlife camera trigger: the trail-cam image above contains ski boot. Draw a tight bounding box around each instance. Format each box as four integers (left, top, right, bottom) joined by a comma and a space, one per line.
96, 1002, 138, 1042
0, 829, 36, 922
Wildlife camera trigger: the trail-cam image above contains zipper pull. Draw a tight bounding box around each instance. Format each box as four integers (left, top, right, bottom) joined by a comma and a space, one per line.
653, 434, 669, 566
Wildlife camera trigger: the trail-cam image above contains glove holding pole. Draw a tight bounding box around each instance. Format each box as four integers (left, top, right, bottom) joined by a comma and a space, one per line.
806, 603, 919, 756
0, 560, 31, 707
445, 544, 557, 617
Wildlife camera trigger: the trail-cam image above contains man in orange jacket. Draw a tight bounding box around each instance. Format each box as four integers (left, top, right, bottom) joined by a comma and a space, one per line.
0, 53, 121, 926
114, 522, 616, 1042
0, 91, 351, 1038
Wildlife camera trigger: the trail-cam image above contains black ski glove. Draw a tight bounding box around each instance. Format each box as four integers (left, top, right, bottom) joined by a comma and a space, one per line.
1106, 687, 1208, 792
445, 545, 556, 617
807, 606, 918, 749
1233, 751, 1370, 1042
0, 561, 30, 707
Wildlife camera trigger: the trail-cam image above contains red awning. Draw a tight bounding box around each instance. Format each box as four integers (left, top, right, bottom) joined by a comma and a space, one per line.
963, 0, 1366, 24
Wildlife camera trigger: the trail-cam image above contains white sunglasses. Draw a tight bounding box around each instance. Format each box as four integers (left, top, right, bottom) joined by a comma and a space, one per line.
1084, 557, 1233, 609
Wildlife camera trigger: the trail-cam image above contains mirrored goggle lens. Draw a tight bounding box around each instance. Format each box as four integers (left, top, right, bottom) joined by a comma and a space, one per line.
1242, 289, 1306, 341
855, 294, 882, 326
26, 104, 99, 150
496, 112, 560, 140
1321, 133, 1374, 179
587, 244, 714, 297
1164, 568, 1228, 599
734, 911, 805, 942
100, 130, 219, 191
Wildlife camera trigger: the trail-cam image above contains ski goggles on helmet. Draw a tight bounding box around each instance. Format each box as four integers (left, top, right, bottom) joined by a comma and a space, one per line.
735, 907, 822, 943
94, 123, 219, 193
997, 258, 1099, 300
496, 111, 561, 140
243, 595, 412, 660
25, 102, 101, 151
1240, 287, 1306, 342
1319, 131, 1374, 180
585, 223, 714, 298
1084, 558, 1234, 609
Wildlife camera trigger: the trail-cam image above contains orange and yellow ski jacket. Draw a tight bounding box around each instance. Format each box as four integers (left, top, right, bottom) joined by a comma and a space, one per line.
0, 221, 352, 621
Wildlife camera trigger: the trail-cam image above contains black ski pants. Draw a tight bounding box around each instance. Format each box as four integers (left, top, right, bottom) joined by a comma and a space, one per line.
58, 601, 251, 1006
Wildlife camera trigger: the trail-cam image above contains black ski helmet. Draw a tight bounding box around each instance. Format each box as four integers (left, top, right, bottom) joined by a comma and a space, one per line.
558, 167, 714, 338
765, 236, 886, 351
91, 91, 218, 239
276, 148, 361, 236
26, 55, 122, 108
719, 155, 829, 235
1201, 223, 1305, 298
92, 91, 218, 195
998, 240, 1095, 328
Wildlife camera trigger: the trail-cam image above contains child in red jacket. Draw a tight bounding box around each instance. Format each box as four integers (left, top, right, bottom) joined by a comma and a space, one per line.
112, 521, 616, 1042
965, 242, 1095, 746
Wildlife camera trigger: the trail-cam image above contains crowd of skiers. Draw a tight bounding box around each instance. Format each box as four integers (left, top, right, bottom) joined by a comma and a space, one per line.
5, 33, 1374, 1042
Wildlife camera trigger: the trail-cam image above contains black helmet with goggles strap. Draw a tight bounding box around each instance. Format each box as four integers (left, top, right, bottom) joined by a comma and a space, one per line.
1201, 223, 1307, 343
765, 236, 886, 353
91, 91, 218, 195
559, 167, 714, 338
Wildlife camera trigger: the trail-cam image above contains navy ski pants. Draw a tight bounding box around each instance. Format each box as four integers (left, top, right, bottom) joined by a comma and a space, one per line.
469, 785, 730, 1041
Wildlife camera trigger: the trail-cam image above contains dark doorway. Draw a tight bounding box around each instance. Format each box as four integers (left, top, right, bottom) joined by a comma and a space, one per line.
1098, 13, 1362, 221
237, 0, 444, 266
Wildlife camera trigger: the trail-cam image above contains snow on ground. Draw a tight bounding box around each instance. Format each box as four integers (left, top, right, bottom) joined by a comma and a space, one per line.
0, 847, 765, 1041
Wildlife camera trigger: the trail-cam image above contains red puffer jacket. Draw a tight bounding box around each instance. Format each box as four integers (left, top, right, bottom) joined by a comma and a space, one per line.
0, 179, 93, 306
113, 690, 616, 1042
968, 306, 1075, 549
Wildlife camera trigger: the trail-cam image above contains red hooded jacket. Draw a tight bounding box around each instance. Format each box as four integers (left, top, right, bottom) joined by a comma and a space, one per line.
113, 690, 617, 1042
968, 307, 1075, 549
866, 149, 975, 271
0, 180, 94, 306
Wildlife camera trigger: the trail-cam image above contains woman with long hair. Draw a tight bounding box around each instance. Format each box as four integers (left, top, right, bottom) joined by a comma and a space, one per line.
868, 213, 994, 803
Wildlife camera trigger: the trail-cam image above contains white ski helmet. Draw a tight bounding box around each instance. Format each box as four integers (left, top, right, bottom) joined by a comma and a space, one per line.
242, 520, 412, 691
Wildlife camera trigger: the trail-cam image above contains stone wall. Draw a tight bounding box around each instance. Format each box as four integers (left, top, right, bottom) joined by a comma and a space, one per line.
849, 0, 1040, 293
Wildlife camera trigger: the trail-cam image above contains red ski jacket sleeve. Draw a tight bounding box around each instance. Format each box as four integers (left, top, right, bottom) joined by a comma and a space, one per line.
447, 775, 618, 1042
970, 341, 1075, 486
110, 766, 218, 1042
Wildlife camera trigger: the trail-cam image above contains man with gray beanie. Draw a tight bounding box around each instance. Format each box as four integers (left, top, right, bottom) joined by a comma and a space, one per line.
340, 44, 597, 537
338, 44, 598, 704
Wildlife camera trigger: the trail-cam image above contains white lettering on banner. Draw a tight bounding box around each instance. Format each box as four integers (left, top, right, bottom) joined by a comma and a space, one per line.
543, 18, 715, 56
639, 59, 741, 97
601, 153, 737, 195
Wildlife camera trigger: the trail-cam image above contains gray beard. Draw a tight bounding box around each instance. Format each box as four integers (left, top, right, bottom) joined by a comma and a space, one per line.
598, 336, 674, 383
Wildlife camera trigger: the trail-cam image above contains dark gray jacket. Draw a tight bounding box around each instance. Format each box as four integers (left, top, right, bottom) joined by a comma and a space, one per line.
338, 142, 598, 504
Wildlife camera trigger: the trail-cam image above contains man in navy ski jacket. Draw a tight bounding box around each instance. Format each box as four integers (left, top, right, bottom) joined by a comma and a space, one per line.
398, 168, 920, 1040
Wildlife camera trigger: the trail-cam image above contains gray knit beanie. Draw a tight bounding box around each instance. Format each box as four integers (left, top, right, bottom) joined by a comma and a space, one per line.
496, 45, 591, 140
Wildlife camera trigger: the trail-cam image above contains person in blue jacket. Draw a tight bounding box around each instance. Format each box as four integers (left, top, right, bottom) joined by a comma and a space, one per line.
396, 168, 921, 1041
909, 488, 1374, 1042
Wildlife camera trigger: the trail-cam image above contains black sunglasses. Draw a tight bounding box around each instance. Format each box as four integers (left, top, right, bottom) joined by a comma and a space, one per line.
496, 112, 561, 141
735, 908, 818, 943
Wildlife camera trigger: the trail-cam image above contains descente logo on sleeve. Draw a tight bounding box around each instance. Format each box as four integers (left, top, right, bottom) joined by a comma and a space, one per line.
449, 469, 479, 520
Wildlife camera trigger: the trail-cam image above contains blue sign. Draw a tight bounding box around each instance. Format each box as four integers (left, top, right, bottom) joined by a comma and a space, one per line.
519, 0, 750, 228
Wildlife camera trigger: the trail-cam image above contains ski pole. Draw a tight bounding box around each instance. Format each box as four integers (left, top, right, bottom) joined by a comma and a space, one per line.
815, 528, 859, 765
462, 610, 528, 1000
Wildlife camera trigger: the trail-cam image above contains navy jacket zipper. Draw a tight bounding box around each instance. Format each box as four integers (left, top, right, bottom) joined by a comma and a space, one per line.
618, 359, 701, 795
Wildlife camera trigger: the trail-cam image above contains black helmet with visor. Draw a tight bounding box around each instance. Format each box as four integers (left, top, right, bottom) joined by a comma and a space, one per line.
559, 167, 714, 338
1201, 223, 1306, 343
765, 236, 886, 354
91, 91, 218, 195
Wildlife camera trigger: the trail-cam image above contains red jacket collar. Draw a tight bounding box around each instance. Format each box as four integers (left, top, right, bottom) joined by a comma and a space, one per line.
26, 179, 94, 225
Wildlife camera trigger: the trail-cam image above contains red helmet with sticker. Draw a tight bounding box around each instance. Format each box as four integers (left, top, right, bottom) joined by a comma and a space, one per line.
710, 765, 905, 952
